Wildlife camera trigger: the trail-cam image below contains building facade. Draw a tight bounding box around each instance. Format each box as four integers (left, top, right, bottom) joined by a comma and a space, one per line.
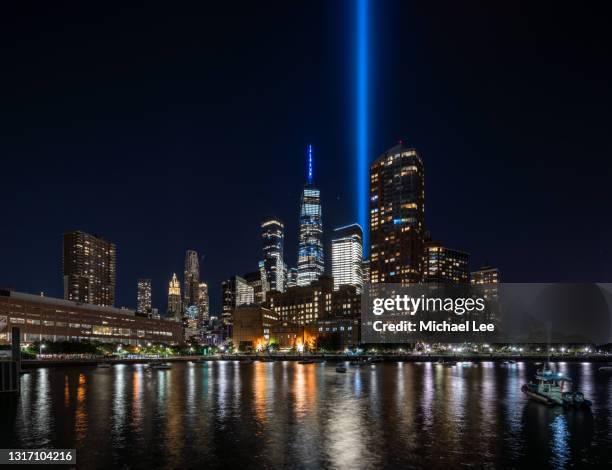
331, 224, 364, 293
167, 273, 182, 321
221, 275, 254, 325
183, 250, 200, 309
231, 305, 278, 351
286, 267, 298, 288
63, 231, 116, 307
423, 242, 470, 284
297, 145, 324, 286
243, 270, 266, 304
198, 281, 209, 329
261, 217, 286, 293
369, 143, 425, 284
136, 278, 152, 315
0, 289, 182, 345
471, 266, 500, 286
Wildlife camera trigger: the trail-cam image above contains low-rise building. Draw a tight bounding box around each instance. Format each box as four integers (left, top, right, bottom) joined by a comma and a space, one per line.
231, 305, 277, 351
0, 289, 183, 345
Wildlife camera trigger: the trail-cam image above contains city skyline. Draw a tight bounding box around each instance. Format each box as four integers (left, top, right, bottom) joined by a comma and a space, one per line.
2, 2, 611, 314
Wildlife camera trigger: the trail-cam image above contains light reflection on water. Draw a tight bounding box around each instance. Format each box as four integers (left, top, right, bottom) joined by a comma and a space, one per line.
1, 361, 611, 469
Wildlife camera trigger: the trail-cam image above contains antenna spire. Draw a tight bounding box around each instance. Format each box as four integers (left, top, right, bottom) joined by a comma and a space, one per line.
307, 144, 313, 184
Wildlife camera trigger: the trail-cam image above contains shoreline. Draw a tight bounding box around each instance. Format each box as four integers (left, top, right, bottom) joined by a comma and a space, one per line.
17, 354, 612, 368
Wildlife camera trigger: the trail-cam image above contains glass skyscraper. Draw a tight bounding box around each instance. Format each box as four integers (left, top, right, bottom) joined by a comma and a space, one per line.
331, 224, 363, 293
261, 217, 285, 292
297, 145, 324, 286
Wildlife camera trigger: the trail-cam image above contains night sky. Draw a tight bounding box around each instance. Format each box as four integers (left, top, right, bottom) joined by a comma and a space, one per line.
1, 1, 611, 314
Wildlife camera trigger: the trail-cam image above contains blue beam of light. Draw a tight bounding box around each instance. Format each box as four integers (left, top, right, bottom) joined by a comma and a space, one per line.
356, 0, 369, 256
308, 144, 313, 184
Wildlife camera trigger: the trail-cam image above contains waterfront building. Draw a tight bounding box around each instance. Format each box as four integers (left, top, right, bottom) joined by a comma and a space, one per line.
221, 275, 255, 325
267, 276, 333, 325
270, 322, 318, 350
331, 224, 363, 293
63, 230, 116, 307
261, 217, 286, 293
266, 279, 360, 349
231, 305, 278, 351
136, 278, 152, 315
423, 242, 470, 284
167, 273, 182, 321
297, 145, 324, 286
369, 143, 425, 284
0, 289, 182, 345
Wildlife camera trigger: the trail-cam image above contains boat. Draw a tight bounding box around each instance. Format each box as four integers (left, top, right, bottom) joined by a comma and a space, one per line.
368, 357, 383, 363
298, 359, 315, 364
97, 363, 112, 368
150, 361, 171, 370
521, 368, 591, 408
335, 365, 347, 373
599, 366, 612, 372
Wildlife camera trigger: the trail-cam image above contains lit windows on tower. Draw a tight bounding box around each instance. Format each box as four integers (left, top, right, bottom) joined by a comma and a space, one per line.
136, 278, 152, 315
261, 217, 286, 292
331, 224, 363, 293
369, 143, 425, 284
297, 145, 324, 286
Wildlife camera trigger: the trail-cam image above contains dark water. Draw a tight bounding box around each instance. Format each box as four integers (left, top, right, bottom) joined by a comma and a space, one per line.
2, 361, 611, 469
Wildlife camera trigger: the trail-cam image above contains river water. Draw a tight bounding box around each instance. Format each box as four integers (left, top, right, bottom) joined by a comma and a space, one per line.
1, 361, 611, 469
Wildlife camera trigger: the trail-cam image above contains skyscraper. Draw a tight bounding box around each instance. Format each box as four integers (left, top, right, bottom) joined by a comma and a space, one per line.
63, 230, 116, 307
287, 267, 298, 288
198, 282, 210, 339
167, 273, 182, 321
297, 145, 324, 286
183, 250, 200, 309
198, 281, 209, 325
136, 278, 152, 315
221, 275, 255, 325
261, 217, 285, 292
331, 224, 363, 293
369, 143, 425, 284
243, 270, 266, 304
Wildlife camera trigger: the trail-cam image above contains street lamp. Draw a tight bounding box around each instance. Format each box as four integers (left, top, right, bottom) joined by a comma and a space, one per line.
39, 342, 46, 357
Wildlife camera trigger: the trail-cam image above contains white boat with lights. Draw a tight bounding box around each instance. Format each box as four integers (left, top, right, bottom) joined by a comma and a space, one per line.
521, 369, 591, 408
